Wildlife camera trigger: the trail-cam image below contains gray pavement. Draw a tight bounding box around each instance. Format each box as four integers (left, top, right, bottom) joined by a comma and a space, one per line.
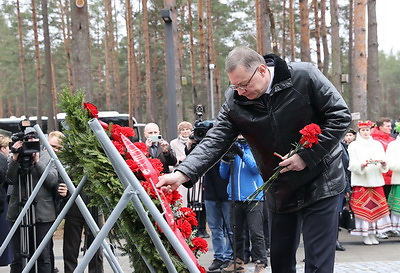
1, 228, 399, 272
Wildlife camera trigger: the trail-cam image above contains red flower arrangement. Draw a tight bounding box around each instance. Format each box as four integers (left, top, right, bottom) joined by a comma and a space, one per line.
82, 102, 207, 271
248, 123, 322, 201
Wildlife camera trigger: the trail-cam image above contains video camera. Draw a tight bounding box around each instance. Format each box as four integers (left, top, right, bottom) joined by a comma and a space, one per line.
190, 105, 214, 142
9, 120, 41, 156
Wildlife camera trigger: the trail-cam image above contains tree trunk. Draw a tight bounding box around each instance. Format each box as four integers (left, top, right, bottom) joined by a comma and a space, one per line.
57, 0, 74, 92
299, 0, 311, 61
31, 0, 43, 127
352, 0, 368, 119
198, 0, 208, 112
206, 0, 220, 119
112, 0, 122, 109
289, 0, 296, 61
348, 0, 354, 108
281, 0, 287, 58
71, 0, 93, 101
266, 0, 278, 55
104, 0, 115, 110
313, 0, 323, 71
142, 0, 154, 122
187, 0, 198, 112
16, 0, 28, 116
330, 0, 342, 90
51, 55, 59, 130
41, 0, 55, 131
125, 0, 140, 127
256, 0, 263, 54
320, 0, 330, 76
165, 0, 183, 124
367, 0, 380, 121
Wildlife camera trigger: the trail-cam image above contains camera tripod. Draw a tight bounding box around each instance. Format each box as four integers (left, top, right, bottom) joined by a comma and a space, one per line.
18, 155, 38, 273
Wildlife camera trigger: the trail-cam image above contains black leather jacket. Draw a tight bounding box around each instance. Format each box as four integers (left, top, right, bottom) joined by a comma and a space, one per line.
177, 54, 351, 213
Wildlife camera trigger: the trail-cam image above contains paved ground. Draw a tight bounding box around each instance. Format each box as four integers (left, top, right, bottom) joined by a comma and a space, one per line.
1, 228, 400, 272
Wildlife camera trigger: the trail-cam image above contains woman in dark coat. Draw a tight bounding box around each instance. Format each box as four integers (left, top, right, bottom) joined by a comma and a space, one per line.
0, 134, 12, 266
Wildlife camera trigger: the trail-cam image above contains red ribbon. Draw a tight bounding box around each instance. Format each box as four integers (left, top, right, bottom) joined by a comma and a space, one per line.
120, 135, 199, 266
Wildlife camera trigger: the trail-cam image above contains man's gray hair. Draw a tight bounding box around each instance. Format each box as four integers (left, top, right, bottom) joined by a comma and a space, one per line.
225, 46, 266, 73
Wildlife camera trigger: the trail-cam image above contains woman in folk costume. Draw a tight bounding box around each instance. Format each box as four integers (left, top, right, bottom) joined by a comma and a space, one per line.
348, 120, 392, 245
386, 122, 400, 233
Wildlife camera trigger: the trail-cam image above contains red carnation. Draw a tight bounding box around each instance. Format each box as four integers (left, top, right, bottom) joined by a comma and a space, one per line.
299, 123, 322, 148
148, 158, 164, 174
112, 140, 125, 155
180, 207, 198, 226
170, 190, 182, 204
133, 142, 149, 156
191, 237, 208, 253
140, 181, 157, 199
83, 102, 99, 118
176, 218, 192, 239
126, 159, 140, 173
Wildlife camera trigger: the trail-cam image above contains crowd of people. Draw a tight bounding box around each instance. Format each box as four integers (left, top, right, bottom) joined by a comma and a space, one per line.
1, 45, 400, 273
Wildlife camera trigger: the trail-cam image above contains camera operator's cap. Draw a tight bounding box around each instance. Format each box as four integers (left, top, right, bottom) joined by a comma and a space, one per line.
24, 127, 37, 136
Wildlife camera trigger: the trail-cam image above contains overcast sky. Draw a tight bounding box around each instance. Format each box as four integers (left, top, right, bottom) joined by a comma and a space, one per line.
376, 0, 400, 53
0, 1, 398, 54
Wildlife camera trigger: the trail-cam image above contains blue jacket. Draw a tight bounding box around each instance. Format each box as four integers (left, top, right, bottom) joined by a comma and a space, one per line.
219, 143, 264, 201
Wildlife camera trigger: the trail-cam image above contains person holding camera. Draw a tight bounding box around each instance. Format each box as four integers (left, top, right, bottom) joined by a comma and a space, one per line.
6, 127, 58, 273
144, 122, 177, 173
157, 46, 351, 273
219, 136, 267, 273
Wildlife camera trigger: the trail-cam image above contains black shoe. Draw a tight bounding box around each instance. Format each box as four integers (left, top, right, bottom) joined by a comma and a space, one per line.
243, 256, 250, 264
220, 260, 230, 269
208, 259, 224, 271
335, 240, 346, 251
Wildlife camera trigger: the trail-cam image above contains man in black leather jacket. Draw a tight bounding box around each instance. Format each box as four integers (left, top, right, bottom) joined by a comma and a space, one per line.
157, 46, 351, 273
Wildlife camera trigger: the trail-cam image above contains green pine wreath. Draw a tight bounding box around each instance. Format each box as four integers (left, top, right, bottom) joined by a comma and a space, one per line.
57, 88, 207, 273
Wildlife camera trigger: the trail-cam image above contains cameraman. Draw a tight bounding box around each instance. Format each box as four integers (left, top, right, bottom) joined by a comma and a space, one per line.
219, 136, 267, 273
6, 127, 58, 273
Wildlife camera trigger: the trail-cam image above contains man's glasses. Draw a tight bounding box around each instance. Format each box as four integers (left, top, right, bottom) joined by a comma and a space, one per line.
229, 66, 259, 90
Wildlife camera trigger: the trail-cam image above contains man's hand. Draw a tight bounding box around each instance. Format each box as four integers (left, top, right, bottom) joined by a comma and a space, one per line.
160, 139, 170, 153
279, 153, 306, 174
58, 183, 68, 197
156, 171, 189, 192
11, 141, 23, 161
145, 138, 153, 148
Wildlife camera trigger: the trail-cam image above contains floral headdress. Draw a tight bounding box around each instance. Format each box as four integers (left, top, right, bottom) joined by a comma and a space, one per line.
357, 120, 374, 129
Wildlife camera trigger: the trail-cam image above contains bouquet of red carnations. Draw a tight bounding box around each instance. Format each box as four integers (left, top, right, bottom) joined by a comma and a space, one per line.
247, 123, 322, 201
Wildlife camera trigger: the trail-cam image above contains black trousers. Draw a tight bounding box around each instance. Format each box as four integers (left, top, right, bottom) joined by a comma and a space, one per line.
10, 222, 53, 273
233, 201, 267, 265
63, 214, 104, 273
268, 195, 339, 273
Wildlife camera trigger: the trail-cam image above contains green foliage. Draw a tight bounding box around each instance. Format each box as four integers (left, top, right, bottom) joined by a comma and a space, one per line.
379, 51, 400, 119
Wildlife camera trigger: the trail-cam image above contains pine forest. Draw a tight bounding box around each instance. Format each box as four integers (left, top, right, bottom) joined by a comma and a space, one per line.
0, 0, 399, 136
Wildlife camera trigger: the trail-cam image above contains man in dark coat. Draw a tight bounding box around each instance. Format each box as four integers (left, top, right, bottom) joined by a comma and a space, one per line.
157, 46, 351, 273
